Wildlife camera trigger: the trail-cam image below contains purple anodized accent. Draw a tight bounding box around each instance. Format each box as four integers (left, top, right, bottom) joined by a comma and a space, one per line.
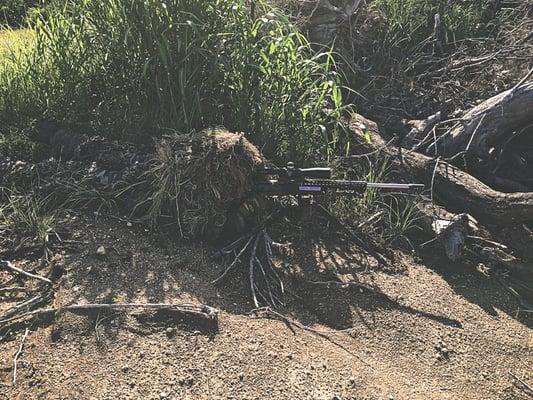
299, 186, 322, 192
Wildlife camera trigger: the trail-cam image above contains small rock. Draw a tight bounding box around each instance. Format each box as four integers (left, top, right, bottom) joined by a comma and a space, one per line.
127, 222, 133, 228
139, 351, 145, 358
96, 246, 106, 257
238, 372, 244, 381
441, 347, 449, 354
159, 392, 167, 399
166, 327, 175, 336
121, 365, 130, 372
287, 353, 293, 360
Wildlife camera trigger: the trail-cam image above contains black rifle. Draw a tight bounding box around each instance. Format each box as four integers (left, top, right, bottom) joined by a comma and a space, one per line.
255, 162, 424, 196
254, 162, 424, 266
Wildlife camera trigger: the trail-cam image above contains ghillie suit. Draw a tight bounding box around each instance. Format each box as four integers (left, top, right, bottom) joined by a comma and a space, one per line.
141, 127, 264, 240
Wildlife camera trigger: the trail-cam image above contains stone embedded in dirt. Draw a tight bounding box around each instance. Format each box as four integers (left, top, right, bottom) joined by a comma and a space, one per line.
96, 246, 106, 257
165, 327, 175, 336
121, 365, 130, 373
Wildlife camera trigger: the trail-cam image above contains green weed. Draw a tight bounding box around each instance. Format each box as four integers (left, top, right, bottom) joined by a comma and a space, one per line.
0, 191, 57, 248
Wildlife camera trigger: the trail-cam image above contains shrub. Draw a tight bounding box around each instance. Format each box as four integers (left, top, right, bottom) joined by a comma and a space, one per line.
0, 0, 346, 163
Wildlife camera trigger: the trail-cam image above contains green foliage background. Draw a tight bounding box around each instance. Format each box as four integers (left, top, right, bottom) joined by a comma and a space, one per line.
0, 0, 346, 163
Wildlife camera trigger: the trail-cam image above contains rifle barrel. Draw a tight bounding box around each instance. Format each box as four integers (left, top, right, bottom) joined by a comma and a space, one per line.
366, 182, 424, 191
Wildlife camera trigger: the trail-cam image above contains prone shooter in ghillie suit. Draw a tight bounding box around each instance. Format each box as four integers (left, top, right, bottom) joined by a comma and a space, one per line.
4, 123, 423, 308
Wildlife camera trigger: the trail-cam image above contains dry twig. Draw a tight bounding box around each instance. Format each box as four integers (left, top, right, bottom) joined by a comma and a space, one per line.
12, 328, 29, 386
1, 260, 52, 285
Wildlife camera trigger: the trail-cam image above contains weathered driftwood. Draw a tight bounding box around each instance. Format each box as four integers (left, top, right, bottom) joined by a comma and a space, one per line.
441, 81, 533, 159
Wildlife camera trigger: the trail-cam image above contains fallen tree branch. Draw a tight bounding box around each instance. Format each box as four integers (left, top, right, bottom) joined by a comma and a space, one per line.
1, 260, 52, 285
0, 302, 218, 325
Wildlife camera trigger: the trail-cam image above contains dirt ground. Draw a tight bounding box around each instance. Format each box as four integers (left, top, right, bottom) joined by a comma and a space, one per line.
0, 213, 532, 400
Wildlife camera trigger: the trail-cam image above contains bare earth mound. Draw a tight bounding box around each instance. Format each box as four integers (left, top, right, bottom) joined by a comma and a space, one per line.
0, 215, 531, 400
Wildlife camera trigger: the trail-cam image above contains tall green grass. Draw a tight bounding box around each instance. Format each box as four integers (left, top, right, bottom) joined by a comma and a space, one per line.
371, 0, 489, 49
0, 0, 345, 162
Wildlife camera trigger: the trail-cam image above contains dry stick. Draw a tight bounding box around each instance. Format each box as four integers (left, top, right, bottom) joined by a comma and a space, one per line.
510, 67, 533, 94
255, 254, 276, 307
212, 235, 254, 284
251, 307, 374, 368
509, 372, 533, 396
0, 287, 30, 294
12, 328, 29, 386
249, 233, 261, 308
447, 114, 486, 166
0, 291, 52, 322
308, 280, 374, 291
263, 231, 285, 297
1, 261, 52, 285
0, 302, 218, 325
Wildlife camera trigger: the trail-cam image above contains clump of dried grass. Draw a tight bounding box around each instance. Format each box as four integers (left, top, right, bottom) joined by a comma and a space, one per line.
143, 127, 264, 240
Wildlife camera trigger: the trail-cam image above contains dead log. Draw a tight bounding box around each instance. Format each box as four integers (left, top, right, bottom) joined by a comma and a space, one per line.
344, 113, 533, 226
441, 80, 533, 159
403, 151, 533, 225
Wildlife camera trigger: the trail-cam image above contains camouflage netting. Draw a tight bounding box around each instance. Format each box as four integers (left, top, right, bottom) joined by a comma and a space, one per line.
143, 127, 264, 240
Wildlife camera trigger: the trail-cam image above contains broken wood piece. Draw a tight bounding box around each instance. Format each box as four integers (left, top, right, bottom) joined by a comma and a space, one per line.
0, 260, 52, 285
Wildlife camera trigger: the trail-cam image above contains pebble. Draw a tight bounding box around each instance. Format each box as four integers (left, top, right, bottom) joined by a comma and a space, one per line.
159, 392, 167, 399
166, 327, 175, 336
238, 372, 244, 381
127, 222, 133, 228
96, 246, 106, 257
121, 365, 130, 372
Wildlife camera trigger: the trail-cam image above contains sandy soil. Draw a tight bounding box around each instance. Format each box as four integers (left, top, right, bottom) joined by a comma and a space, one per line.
0, 214, 532, 400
